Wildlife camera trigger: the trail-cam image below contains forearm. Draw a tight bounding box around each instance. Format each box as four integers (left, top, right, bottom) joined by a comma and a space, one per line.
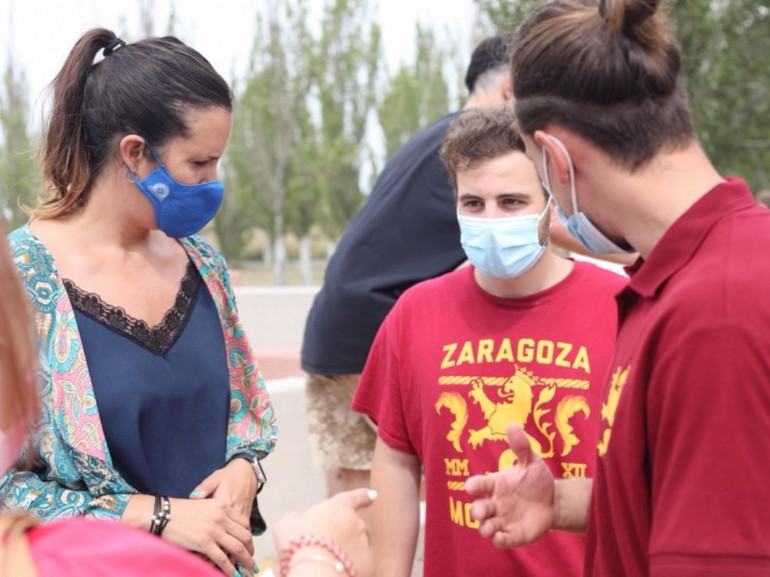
121, 494, 155, 531
552, 478, 592, 533
370, 439, 421, 577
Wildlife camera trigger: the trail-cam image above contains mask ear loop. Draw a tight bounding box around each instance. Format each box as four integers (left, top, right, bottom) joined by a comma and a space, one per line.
142, 140, 165, 167
123, 139, 161, 182
537, 191, 553, 247
124, 166, 139, 183
544, 135, 579, 216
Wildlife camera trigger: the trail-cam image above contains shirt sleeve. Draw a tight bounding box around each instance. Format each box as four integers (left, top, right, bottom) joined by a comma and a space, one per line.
352, 309, 417, 455
0, 468, 129, 521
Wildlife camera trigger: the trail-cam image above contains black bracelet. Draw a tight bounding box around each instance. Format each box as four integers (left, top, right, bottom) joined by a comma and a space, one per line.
149, 495, 171, 536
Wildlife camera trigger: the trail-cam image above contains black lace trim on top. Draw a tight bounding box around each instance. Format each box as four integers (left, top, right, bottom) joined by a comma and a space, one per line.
63, 260, 201, 356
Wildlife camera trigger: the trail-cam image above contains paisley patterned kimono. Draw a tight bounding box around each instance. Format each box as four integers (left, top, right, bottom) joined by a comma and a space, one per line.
1, 226, 278, 520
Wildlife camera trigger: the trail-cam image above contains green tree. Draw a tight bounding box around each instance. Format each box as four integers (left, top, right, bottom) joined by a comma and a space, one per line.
672, 0, 770, 190
279, 0, 320, 285
473, 0, 543, 33
306, 0, 382, 243
222, 0, 382, 283
377, 25, 456, 159
0, 59, 39, 228
219, 4, 296, 284
475, 0, 770, 191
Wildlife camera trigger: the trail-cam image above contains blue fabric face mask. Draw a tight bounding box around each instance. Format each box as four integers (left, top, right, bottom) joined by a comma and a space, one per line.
128, 142, 224, 238
541, 135, 633, 254
458, 198, 551, 279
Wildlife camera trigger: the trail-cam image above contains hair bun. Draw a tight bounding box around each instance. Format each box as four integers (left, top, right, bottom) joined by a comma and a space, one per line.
623, 0, 660, 26
600, 0, 661, 36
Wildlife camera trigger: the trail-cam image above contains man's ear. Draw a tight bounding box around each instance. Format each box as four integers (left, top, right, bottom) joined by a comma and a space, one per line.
534, 130, 572, 187
119, 135, 147, 175
500, 76, 514, 103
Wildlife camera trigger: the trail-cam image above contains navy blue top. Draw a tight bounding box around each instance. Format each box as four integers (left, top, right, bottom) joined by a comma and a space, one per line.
64, 263, 230, 497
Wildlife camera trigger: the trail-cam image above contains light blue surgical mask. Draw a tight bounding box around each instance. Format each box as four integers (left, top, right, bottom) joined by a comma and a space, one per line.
541, 135, 633, 254
458, 198, 551, 279
128, 142, 224, 238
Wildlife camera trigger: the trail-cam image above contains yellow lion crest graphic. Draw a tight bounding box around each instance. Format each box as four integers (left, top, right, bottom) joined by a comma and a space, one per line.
435, 366, 590, 463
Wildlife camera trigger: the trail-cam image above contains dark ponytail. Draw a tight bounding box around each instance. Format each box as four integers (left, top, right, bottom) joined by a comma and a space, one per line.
32, 28, 232, 218
512, 0, 694, 168
39, 29, 116, 216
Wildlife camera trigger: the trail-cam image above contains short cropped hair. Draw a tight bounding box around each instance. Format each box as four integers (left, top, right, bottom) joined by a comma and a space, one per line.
464, 34, 513, 93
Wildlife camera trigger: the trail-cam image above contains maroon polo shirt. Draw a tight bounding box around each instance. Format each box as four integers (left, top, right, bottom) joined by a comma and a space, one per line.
585, 178, 770, 577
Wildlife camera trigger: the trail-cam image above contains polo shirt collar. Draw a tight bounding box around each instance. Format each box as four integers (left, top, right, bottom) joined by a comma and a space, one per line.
625, 177, 754, 299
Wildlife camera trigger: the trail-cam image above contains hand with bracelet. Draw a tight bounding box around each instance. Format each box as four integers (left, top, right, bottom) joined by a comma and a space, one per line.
273, 489, 376, 577
122, 492, 257, 577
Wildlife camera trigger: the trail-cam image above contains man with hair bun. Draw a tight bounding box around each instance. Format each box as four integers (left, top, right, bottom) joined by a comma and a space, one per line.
467, 1, 770, 576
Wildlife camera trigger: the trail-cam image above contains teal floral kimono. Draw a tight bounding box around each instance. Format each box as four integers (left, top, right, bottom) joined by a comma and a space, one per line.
1, 226, 278, 520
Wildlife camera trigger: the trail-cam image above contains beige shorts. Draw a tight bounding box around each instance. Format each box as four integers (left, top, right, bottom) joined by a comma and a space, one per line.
306, 373, 377, 471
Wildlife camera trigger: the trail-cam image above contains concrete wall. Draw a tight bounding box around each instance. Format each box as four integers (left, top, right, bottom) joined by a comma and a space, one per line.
234, 287, 424, 575
234, 287, 325, 562
235, 286, 319, 351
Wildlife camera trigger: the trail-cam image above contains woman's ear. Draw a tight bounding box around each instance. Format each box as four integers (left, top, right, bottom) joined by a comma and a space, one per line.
119, 135, 147, 176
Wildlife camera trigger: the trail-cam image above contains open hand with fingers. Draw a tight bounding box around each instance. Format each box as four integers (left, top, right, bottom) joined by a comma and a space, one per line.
465, 423, 556, 549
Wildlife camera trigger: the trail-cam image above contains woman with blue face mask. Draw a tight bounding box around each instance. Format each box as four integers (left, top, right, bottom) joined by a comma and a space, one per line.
2, 28, 276, 577
0, 212, 375, 577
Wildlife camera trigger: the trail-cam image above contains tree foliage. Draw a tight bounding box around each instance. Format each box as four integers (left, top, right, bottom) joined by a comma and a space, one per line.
305, 0, 382, 240
219, 0, 381, 284
219, 4, 297, 272
473, 0, 544, 33
0, 60, 39, 228
377, 25, 456, 159
475, 0, 770, 191
672, 0, 770, 190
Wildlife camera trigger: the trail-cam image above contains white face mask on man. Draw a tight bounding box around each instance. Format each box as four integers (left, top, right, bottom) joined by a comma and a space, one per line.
541, 135, 634, 255
457, 196, 551, 279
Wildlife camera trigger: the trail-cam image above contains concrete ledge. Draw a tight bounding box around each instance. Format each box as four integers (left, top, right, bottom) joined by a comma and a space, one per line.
254, 348, 303, 381
235, 286, 318, 350
254, 376, 326, 562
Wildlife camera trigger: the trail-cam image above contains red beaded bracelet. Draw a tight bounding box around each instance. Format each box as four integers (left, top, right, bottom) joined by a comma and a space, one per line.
279, 533, 356, 577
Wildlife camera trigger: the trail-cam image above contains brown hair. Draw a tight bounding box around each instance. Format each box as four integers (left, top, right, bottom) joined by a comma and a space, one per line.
0, 216, 38, 462
439, 105, 525, 191
31, 28, 232, 218
511, 0, 694, 169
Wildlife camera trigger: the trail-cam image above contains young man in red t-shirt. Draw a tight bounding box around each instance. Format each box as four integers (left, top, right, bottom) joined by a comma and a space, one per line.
352, 106, 625, 577
465, 3, 770, 577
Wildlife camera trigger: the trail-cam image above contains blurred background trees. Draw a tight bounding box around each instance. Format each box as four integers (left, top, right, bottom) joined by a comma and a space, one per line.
1, 0, 768, 283
0, 60, 39, 229
476, 0, 770, 196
